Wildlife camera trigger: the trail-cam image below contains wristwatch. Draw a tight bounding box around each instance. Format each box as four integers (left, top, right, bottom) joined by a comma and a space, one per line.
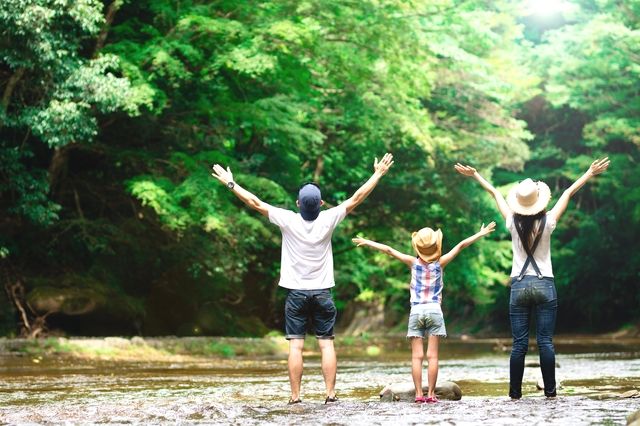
227, 181, 235, 190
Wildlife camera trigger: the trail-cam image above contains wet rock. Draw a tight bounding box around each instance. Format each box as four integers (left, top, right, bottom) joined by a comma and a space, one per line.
28, 287, 99, 315
380, 381, 462, 401
536, 379, 562, 391
340, 300, 385, 336
131, 336, 146, 346
620, 390, 639, 398
104, 337, 131, 349
492, 340, 510, 352
526, 361, 560, 368
628, 409, 640, 426
589, 392, 620, 400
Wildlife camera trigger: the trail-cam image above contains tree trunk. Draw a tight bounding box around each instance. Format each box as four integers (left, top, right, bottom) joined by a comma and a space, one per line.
313, 155, 324, 182
48, 144, 74, 194
94, 0, 123, 56
1, 67, 26, 112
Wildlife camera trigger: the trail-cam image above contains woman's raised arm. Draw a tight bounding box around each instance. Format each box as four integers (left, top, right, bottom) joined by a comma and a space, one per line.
548, 157, 610, 223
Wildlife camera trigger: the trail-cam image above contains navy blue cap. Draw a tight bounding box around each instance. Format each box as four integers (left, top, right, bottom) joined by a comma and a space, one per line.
298, 184, 321, 221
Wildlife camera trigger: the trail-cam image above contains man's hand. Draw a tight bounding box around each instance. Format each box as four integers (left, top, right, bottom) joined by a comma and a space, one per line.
211, 164, 234, 185
374, 153, 394, 176
479, 221, 496, 236
588, 157, 610, 176
454, 163, 477, 177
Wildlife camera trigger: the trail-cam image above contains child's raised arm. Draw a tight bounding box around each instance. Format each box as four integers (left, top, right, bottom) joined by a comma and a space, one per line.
352, 237, 414, 267
439, 222, 496, 268
455, 164, 511, 220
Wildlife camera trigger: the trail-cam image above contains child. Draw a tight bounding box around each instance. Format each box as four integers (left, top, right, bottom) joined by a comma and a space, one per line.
352, 222, 495, 403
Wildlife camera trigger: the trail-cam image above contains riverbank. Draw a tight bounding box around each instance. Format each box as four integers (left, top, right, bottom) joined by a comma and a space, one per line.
1, 336, 639, 425
2, 333, 639, 362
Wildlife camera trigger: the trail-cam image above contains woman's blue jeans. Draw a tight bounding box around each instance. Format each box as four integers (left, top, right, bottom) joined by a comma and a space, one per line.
509, 276, 557, 399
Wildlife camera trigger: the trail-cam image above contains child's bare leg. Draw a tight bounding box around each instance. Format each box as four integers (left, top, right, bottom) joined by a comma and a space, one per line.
411, 337, 425, 397
426, 335, 440, 398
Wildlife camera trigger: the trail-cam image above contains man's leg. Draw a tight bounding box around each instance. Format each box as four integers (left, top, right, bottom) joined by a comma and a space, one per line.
318, 338, 336, 398
310, 290, 337, 400
284, 290, 309, 402
288, 338, 305, 401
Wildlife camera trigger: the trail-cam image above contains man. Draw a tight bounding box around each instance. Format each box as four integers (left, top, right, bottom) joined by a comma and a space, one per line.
211, 153, 394, 404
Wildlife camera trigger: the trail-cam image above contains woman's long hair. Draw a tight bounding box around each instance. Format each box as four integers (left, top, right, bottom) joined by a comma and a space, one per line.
513, 210, 546, 252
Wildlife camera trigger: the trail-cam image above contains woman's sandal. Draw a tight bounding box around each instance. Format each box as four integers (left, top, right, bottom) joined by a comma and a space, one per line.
415, 396, 427, 403
426, 396, 439, 403
288, 398, 302, 405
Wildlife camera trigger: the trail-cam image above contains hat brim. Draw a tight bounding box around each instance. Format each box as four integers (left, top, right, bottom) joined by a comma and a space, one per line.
412, 229, 442, 263
507, 181, 551, 216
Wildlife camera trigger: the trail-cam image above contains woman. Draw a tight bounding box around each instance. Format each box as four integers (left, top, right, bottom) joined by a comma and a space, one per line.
455, 158, 610, 399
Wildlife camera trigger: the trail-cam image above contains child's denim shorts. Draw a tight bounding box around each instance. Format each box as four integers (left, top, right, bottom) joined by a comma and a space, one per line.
407, 303, 447, 338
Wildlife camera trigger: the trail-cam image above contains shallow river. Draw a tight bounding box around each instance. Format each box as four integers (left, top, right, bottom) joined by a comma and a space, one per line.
1, 337, 639, 425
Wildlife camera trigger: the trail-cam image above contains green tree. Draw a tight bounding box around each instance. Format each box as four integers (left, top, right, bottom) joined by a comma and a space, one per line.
0, 0, 152, 336
497, 0, 640, 330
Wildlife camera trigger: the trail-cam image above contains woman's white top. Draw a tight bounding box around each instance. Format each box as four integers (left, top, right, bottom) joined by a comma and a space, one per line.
506, 212, 556, 278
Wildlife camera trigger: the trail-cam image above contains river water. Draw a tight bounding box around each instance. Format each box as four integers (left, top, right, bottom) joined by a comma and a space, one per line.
1, 337, 639, 425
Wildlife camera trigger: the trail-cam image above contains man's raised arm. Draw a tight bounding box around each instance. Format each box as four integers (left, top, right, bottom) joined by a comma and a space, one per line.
211, 164, 271, 217
340, 153, 394, 215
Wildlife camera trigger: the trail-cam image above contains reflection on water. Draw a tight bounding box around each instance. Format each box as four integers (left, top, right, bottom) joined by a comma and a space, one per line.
1, 338, 639, 424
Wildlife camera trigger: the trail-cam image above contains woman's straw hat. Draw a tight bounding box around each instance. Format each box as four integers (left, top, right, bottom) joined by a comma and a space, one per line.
507, 178, 551, 216
411, 227, 443, 262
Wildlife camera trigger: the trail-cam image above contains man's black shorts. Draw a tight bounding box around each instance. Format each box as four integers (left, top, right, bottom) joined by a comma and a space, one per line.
284, 289, 336, 340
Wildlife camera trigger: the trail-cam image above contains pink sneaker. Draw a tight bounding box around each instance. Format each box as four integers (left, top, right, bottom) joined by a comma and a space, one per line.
415, 396, 427, 403
426, 396, 439, 403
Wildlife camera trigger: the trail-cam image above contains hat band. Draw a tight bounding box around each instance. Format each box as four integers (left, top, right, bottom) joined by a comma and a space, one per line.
417, 244, 438, 254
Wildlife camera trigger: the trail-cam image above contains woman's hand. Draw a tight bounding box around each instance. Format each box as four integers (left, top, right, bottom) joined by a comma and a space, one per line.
588, 157, 610, 177
454, 163, 477, 177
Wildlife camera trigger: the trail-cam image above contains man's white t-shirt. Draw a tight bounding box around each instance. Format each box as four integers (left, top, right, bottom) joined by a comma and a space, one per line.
506, 212, 556, 278
268, 205, 347, 290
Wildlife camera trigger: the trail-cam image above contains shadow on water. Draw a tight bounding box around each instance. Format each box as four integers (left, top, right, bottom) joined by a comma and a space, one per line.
1, 336, 639, 424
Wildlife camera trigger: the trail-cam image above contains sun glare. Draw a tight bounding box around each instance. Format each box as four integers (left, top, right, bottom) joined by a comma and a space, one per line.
526, 0, 566, 17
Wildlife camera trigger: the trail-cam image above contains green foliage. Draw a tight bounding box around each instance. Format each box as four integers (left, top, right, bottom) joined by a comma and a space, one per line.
0, 0, 636, 337
507, 1, 640, 329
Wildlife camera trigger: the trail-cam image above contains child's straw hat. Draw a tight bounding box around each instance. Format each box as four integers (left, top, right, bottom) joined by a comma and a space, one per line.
411, 227, 442, 262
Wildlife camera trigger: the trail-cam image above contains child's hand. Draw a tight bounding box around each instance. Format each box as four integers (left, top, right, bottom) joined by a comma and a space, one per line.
479, 221, 496, 236
454, 163, 477, 177
588, 157, 610, 176
352, 237, 369, 247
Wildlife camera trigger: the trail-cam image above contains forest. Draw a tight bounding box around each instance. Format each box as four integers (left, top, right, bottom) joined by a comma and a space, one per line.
1, 0, 638, 337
